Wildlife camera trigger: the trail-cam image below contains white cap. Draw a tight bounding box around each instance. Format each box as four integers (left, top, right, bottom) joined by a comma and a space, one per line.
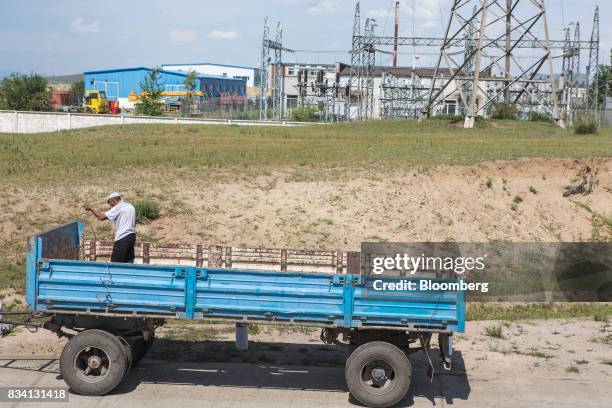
106, 192, 121, 202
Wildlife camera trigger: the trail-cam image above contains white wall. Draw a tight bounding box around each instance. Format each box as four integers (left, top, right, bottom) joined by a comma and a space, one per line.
161, 64, 257, 87
0, 110, 308, 134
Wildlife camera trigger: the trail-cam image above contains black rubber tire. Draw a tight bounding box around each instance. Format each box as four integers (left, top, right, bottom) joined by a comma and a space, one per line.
345, 341, 412, 408
597, 282, 612, 302
117, 336, 133, 375
131, 334, 154, 366
59, 329, 128, 396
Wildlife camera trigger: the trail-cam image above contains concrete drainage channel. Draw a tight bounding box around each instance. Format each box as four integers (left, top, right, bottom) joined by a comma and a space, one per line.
0, 110, 315, 134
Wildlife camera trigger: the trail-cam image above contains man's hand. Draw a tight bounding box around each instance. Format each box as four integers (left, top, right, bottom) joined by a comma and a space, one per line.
84, 204, 108, 221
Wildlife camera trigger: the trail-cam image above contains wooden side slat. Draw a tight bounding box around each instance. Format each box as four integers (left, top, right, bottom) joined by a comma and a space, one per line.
83, 239, 358, 274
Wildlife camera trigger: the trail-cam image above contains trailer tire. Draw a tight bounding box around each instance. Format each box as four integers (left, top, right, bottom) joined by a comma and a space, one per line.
59, 329, 128, 396
131, 336, 153, 365
345, 341, 412, 408
117, 336, 133, 375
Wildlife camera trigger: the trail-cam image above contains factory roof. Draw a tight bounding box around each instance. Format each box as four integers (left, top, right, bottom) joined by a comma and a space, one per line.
161, 62, 257, 71
83, 66, 247, 82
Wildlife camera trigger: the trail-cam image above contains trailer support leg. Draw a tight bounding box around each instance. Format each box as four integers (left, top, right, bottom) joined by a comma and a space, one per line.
235, 322, 249, 351
0, 303, 5, 336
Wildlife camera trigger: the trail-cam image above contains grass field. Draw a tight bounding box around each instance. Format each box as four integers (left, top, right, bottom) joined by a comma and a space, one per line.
1, 119, 610, 184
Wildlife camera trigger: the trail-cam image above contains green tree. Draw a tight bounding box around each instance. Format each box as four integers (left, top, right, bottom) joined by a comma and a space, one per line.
136, 68, 163, 116
0, 74, 51, 111
71, 80, 85, 103
589, 48, 612, 107
180, 70, 198, 117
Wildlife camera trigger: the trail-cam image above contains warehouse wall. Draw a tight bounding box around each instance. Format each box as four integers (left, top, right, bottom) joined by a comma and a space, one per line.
162, 63, 258, 87
0, 110, 306, 134
84, 68, 197, 99
200, 76, 246, 97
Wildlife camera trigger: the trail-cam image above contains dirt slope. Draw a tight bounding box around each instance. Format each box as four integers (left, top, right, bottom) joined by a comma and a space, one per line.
2, 158, 610, 259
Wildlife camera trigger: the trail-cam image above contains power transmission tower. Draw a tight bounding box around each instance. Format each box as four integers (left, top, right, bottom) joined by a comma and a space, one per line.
259, 18, 271, 121
260, 18, 291, 121
347, 0, 362, 120
561, 26, 573, 122
421, 0, 563, 128
586, 6, 600, 112
272, 22, 284, 120
363, 17, 377, 120
461, 5, 478, 115
571, 22, 581, 111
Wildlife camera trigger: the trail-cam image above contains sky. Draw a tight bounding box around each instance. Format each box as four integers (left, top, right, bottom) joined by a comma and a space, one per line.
0, 0, 608, 76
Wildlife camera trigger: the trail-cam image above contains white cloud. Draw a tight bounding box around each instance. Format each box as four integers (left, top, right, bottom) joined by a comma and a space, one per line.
168, 29, 198, 43
308, 0, 339, 15
208, 30, 240, 40
367, 8, 393, 19
69, 17, 100, 35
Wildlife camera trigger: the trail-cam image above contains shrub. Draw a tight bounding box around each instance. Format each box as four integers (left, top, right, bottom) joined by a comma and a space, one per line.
432, 114, 464, 123
134, 200, 160, 223
528, 111, 552, 122
490, 102, 518, 120
593, 310, 608, 322
290, 106, 319, 122
484, 325, 504, 338
574, 114, 598, 135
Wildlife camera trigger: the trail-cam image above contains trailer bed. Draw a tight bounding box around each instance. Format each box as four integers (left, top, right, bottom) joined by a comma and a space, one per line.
27, 222, 464, 332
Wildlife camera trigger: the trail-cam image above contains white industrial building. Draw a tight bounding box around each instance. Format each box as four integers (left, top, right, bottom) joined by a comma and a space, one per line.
161, 62, 260, 93
274, 62, 570, 120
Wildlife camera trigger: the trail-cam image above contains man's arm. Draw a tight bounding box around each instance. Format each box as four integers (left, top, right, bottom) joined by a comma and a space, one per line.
84, 205, 108, 221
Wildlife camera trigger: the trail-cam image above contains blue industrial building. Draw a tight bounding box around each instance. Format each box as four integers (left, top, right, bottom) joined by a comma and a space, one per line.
83, 67, 247, 107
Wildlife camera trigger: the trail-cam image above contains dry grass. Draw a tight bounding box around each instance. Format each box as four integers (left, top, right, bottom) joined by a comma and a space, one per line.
1, 120, 610, 185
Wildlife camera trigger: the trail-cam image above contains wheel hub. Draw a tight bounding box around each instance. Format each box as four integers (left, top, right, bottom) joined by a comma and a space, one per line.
371, 367, 387, 381
87, 355, 102, 369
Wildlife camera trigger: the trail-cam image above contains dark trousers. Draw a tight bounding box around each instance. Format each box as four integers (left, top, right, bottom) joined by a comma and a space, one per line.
111, 233, 136, 263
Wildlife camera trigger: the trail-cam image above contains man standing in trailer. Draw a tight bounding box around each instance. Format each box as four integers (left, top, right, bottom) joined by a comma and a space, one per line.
84, 193, 136, 263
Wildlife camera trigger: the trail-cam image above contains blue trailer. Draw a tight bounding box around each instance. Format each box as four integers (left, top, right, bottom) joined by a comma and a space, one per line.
18, 222, 464, 407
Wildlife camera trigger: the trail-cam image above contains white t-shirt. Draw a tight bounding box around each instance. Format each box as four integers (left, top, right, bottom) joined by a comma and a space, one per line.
105, 201, 136, 241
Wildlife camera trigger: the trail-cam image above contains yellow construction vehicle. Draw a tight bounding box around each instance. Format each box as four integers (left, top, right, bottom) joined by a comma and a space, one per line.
83, 90, 110, 114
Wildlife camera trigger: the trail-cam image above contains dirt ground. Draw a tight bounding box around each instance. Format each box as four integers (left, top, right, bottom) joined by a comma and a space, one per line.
1, 318, 610, 407
2, 158, 611, 255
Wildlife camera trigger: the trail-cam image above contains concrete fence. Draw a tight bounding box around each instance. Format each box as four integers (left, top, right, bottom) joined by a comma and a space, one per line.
0, 110, 310, 134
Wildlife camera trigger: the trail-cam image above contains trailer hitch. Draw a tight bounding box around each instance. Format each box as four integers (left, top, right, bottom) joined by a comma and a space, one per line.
0, 311, 45, 335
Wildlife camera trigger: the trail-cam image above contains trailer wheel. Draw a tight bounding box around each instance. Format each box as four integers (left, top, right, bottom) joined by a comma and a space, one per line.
117, 336, 133, 375
345, 341, 412, 408
131, 333, 155, 366
59, 329, 128, 396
